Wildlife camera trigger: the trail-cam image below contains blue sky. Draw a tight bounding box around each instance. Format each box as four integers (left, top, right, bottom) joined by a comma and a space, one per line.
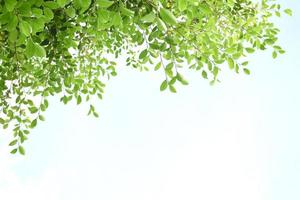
0, 1, 299, 200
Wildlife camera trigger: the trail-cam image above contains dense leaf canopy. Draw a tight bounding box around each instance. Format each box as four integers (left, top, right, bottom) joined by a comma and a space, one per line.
0, 0, 291, 154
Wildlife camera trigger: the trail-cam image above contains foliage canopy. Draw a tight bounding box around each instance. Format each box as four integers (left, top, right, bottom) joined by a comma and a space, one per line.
0, 0, 291, 154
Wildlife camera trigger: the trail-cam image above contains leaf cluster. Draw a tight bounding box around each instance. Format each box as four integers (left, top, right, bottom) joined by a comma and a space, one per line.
0, 0, 290, 154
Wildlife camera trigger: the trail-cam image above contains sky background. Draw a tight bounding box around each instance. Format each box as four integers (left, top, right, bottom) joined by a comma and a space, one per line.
0, 1, 299, 200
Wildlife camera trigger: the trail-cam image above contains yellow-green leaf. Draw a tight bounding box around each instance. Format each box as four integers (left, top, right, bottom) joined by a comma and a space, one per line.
19, 20, 32, 36
19, 146, 25, 155
177, 0, 187, 12
160, 8, 177, 26
97, 0, 114, 8
160, 80, 168, 91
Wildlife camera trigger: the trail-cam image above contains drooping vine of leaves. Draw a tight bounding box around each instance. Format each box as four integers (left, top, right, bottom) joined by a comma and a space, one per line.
0, 0, 291, 155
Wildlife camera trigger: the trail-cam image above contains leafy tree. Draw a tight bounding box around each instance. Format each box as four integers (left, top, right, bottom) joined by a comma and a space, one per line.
0, 0, 291, 155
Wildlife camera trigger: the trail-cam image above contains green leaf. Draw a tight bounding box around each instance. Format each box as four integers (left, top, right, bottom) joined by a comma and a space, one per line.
160, 8, 177, 26
10, 148, 18, 154
25, 39, 46, 58
199, 3, 212, 15
272, 51, 278, 59
5, 0, 17, 12
3, 124, 9, 129
76, 95, 82, 105
7, 15, 18, 31
243, 68, 251, 75
141, 12, 156, 23
43, 1, 60, 9
18, 146, 25, 155
30, 119, 37, 128
284, 9, 292, 16
25, 39, 35, 57
120, 6, 134, 17
160, 80, 168, 91
227, 58, 235, 70
35, 43, 46, 57
169, 85, 177, 93
18, 3, 33, 17
66, 7, 76, 18
169, 77, 176, 85
176, 73, 189, 85
93, 112, 99, 118
57, 0, 67, 7
177, 0, 187, 12
19, 20, 32, 36
39, 115, 45, 121
202, 71, 208, 79
74, 0, 91, 11
9, 139, 17, 146
44, 7, 54, 21
112, 12, 122, 26
245, 48, 255, 54
32, 8, 44, 17
139, 49, 148, 59
0, 118, 5, 124
97, 0, 114, 8
156, 18, 167, 32
154, 62, 161, 71
241, 61, 249, 66
29, 107, 38, 114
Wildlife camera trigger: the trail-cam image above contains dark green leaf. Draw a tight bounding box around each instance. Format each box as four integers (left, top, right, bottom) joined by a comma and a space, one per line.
9, 139, 17, 146
10, 148, 18, 154
243, 68, 251, 75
